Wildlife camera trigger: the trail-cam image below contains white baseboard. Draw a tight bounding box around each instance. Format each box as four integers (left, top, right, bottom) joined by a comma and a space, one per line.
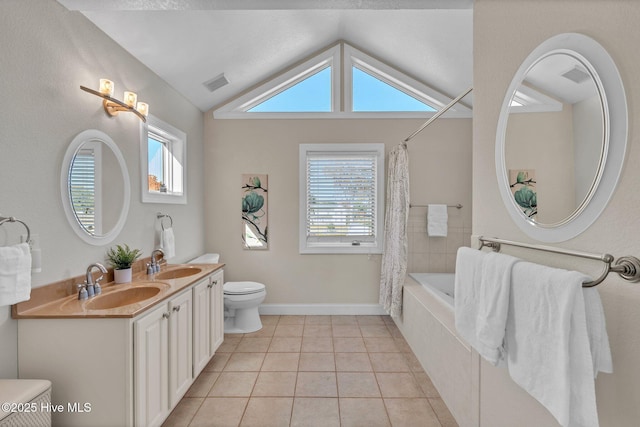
258, 304, 387, 316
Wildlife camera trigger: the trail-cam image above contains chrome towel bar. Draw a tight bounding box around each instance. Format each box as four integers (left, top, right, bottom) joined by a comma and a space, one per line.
0, 216, 31, 244
477, 236, 640, 287
157, 213, 173, 230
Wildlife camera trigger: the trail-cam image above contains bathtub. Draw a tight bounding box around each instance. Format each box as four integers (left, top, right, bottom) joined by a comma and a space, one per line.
409, 273, 455, 307
393, 272, 478, 426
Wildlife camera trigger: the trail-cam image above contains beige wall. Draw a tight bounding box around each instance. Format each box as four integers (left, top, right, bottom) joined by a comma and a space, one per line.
474, 1, 640, 426
0, 1, 205, 377
203, 118, 471, 306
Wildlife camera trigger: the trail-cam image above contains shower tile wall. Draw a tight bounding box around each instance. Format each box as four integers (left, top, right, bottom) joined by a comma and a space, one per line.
407, 207, 471, 273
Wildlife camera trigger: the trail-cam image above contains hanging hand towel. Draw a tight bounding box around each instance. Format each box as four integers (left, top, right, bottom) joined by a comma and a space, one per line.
160, 227, 176, 259
427, 204, 448, 237
0, 242, 32, 306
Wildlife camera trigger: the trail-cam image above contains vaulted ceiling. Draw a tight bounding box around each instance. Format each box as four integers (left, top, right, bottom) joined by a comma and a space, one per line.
58, 0, 473, 112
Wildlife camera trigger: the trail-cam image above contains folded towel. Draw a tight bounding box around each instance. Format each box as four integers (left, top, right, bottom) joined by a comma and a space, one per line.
475, 251, 520, 365
0, 243, 32, 306
160, 227, 176, 259
505, 262, 605, 427
427, 204, 448, 237
454, 247, 487, 349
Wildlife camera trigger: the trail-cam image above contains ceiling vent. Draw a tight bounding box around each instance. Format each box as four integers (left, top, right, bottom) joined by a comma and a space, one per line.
561, 66, 591, 84
203, 73, 229, 92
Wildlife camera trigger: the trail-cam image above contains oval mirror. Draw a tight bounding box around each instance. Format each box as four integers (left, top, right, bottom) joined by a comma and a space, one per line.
496, 33, 627, 242
61, 129, 130, 245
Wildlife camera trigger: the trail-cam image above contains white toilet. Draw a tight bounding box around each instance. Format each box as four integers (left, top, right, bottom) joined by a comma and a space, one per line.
189, 253, 266, 334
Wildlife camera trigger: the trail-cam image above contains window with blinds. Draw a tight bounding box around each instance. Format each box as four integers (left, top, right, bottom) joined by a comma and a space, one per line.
299, 143, 385, 254
69, 147, 96, 234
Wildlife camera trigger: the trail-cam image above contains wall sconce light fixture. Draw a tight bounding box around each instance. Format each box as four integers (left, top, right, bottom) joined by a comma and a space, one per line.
81, 79, 149, 122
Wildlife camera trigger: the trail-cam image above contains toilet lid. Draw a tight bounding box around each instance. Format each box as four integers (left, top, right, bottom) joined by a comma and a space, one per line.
224, 281, 265, 295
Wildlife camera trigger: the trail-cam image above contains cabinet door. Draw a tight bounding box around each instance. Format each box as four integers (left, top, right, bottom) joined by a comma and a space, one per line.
134, 304, 169, 427
193, 278, 211, 376
209, 270, 225, 354
168, 289, 193, 407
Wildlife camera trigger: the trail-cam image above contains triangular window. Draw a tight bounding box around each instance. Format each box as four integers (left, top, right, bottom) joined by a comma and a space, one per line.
248, 67, 332, 112
352, 67, 436, 112
214, 41, 471, 119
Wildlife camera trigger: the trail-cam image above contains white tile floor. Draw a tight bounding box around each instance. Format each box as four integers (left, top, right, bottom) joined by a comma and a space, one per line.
162, 315, 458, 427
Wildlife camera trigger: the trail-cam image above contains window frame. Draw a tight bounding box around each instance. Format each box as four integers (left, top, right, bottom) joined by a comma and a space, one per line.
213, 41, 472, 119
140, 114, 187, 204
299, 143, 385, 254
214, 44, 341, 119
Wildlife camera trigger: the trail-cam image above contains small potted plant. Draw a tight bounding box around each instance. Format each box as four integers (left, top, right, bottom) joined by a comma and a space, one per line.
106, 244, 142, 284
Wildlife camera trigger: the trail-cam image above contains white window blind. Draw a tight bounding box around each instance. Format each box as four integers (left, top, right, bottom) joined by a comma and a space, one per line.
300, 143, 384, 254
69, 148, 95, 234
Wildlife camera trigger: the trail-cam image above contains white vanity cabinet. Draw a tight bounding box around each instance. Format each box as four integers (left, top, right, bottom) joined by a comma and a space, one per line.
16, 267, 224, 427
134, 287, 193, 427
193, 269, 224, 376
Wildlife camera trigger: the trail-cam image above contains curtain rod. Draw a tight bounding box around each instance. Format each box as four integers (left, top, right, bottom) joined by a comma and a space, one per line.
404, 87, 473, 143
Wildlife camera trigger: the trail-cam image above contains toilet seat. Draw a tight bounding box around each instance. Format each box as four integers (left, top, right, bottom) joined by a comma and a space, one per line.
224, 281, 265, 295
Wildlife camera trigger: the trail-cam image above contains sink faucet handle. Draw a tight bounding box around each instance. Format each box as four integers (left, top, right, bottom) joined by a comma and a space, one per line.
77, 283, 88, 300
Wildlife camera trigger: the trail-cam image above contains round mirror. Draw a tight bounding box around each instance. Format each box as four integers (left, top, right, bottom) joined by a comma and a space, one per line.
61, 129, 130, 245
496, 33, 627, 242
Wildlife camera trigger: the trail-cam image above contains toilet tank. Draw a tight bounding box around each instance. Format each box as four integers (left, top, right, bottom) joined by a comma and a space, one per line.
188, 253, 220, 264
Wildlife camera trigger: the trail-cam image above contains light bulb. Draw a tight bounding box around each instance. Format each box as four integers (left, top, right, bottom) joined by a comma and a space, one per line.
123, 91, 137, 107
99, 79, 114, 96
136, 102, 149, 117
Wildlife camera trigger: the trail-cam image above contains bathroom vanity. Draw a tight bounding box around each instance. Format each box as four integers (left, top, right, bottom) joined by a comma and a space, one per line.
13, 263, 224, 427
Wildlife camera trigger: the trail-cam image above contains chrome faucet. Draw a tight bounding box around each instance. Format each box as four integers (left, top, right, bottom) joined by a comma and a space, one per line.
78, 262, 108, 300
87, 263, 108, 286
150, 249, 164, 272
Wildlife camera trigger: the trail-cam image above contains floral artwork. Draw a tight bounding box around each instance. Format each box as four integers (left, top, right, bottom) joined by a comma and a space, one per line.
509, 169, 537, 219
242, 174, 268, 249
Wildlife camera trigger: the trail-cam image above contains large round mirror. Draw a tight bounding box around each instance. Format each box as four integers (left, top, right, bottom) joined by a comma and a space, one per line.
496, 33, 627, 242
61, 129, 130, 245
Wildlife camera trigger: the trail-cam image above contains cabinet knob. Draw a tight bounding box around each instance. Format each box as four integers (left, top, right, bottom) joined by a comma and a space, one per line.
173, 305, 181, 312
212, 280, 218, 285
162, 312, 170, 319
207, 283, 214, 289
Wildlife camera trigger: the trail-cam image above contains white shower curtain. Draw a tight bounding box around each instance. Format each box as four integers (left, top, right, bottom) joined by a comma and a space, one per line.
379, 143, 410, 318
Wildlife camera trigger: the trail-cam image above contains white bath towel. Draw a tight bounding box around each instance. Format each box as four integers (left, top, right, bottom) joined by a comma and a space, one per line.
475, 251, 520, 366
454, 247, 487, 349
427, 204, 448, 237
583, 288, 613, 377
0, 243, 32, 306
160, 227, 176, 259
505, 262, 606, 427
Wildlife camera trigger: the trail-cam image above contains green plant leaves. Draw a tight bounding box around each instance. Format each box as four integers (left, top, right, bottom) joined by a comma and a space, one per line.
106, 244, 142, 270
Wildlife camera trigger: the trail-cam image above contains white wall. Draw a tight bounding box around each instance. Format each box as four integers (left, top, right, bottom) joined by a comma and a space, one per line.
0, 1, 205, 377
203, 117, 471, 306
474, 1, 640, 426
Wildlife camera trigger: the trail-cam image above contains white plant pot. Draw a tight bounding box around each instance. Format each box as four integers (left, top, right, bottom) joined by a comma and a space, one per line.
114, 268, 132, 284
